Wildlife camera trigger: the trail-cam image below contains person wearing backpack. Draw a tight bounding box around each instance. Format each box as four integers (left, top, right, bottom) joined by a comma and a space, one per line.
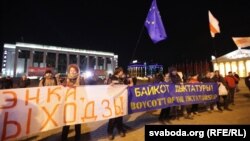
39, 70, 57, 86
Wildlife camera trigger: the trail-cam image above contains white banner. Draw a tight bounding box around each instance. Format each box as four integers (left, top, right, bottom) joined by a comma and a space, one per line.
0, 85, 128, 141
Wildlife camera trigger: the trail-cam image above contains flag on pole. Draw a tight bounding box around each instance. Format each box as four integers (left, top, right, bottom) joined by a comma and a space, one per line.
208, 11, 220, 38
145, 0, 167, 43
232, 37, 250, 48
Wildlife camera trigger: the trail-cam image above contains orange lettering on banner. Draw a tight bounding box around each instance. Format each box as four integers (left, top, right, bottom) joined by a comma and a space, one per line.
25, 89, 40, 105
47, 87, 61, 103
64, 102, 77, 124
114, 96, 124, 116
26, 108, 32, 135
65, 88, 76, 101
102, 99, 112, 118
40, 104, 59, 131
0, 91, 17, 109
81, 101, 97, 122
1, 112, 21, 141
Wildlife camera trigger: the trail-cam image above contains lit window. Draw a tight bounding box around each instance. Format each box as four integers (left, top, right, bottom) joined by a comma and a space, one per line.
246, 60, 250, 74
213, 63, 219, 71
225, 62, 231, 74
219, 63, 225, 77
231, 61, 237, 74
238, 61, 245, 77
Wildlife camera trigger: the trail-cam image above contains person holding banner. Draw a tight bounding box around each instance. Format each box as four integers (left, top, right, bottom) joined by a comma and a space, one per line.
39, 70, 57, 86
187, 74, 200, 117
159, 67, 183, 123
159, 72, 172, 123
107, 67, 133, 140
201, 71, 220, 112
61, 64, 83, 141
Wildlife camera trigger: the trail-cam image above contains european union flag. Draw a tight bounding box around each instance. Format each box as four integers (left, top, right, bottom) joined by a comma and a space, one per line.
145, 0, 167, 43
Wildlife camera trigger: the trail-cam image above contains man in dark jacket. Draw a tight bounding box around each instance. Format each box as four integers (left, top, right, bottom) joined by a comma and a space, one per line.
18, 74, 30, 88
159, 67, 183, 124
233, 72, 240, 92
245, 72, 250, 92
3, 76, 13, 89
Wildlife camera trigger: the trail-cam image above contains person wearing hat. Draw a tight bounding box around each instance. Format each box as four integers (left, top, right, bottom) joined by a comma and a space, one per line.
39, 69, 57, 86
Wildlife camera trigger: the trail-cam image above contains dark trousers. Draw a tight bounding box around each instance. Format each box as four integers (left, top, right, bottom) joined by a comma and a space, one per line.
62, 124, 81, 140
108, 117, 124, 134
217, 95, 228, 109
228, 88, 236, 104
191, 104, 198, 113
159, 107, 171, 120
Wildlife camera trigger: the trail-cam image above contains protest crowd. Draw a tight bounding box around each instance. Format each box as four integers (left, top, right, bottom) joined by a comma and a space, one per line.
1, 63, 250, 141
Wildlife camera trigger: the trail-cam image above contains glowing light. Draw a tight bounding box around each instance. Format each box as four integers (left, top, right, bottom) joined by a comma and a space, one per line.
219, 63, 225, 77
238, 61, 245, 77
225, 62, 231, 74
84, 71, 93, 78
246, 60, 250, 74
4, 43, 118, 57
225, 49, 250, 59
211, 55, 216, 60
213, 63, 219, 71
27, 76, 38, 79
4, 44, 15, 49
16, 42, 115, 56
132, 60, 138, 63
231, 62, 237, 73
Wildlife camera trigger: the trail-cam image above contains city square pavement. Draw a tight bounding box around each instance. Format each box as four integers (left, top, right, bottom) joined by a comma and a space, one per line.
20, 81, 250, 141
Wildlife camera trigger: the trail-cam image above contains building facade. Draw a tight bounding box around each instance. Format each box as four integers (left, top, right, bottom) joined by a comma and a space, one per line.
2, 42, 118, 77
212, 49, 250, 77
127, 62, 163, 77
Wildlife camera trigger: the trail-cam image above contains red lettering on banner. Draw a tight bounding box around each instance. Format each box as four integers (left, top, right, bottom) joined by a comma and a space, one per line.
47, 87, 61, 103
25, 89, 40, 105
102, 99, 112, 118
65, 88, 76, 101
81, 101, 97, 122
40, 104, 59, 131
1, 112, 21, 141
26, 108, 32, 135
0, 91, 17, 109
114, 96, 124, 116
64, 102, 77, 124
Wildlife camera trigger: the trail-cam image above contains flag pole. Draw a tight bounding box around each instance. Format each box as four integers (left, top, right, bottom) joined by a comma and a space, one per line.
130, 22, 145, 63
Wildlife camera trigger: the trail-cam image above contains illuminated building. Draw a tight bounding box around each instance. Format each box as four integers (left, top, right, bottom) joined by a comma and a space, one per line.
127, 61, 163, 77
2, 42, 118, 77
211, 49, 250, 77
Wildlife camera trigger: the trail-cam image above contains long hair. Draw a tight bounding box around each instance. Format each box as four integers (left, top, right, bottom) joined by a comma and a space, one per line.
66, 64, 80, 86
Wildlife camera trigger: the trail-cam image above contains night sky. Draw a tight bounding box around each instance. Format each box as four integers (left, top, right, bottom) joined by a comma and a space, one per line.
1, 0, 250, 70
